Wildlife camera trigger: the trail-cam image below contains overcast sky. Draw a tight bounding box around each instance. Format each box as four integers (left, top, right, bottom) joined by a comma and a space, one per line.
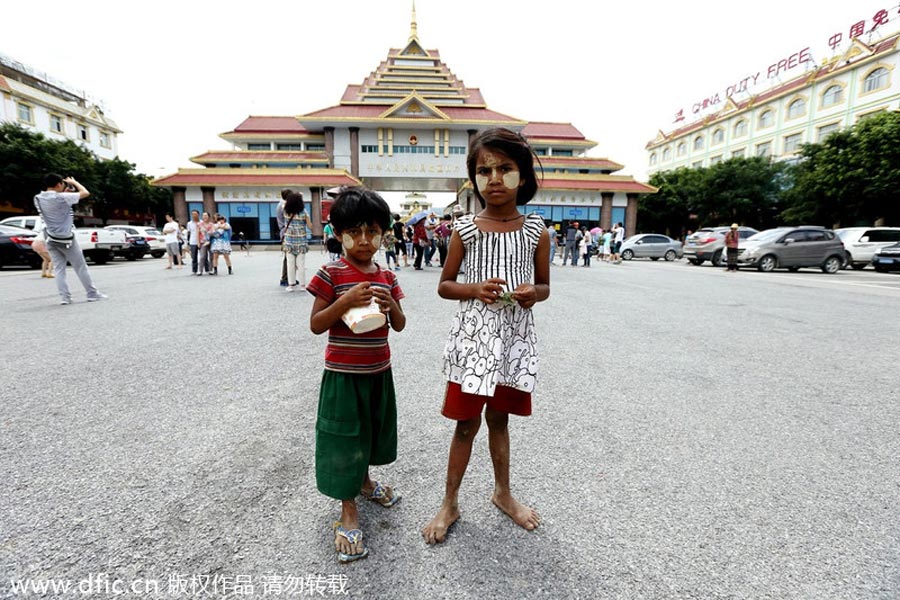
4, 0, 899, 206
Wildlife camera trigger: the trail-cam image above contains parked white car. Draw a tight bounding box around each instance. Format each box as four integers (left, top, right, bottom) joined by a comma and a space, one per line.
0, 215, 125, 264
105, 225, 166, 258
835, 227, 900, 269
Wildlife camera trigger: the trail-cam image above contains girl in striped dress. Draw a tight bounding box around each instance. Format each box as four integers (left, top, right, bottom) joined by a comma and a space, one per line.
422, 128, 550, 544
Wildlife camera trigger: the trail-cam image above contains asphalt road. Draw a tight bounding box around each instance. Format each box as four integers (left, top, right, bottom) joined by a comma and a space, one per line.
1, 251, 898, 599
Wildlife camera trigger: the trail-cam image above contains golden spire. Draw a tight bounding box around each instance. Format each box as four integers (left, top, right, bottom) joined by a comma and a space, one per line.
409, 0, 418, 41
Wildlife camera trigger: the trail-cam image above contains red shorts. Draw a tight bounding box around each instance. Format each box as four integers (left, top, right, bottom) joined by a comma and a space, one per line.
441, 382, 532, 420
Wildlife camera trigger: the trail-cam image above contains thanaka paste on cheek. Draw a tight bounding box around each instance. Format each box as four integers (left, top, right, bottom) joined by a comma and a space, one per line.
342, 233, 355, 249
502, 171, 520, 190
371, 234, 382, 248
476, 174, 489, 192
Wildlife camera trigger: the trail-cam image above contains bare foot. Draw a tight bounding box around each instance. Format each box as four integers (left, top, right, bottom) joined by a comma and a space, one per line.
422, 504, 460, 544
491, 492, 540, 531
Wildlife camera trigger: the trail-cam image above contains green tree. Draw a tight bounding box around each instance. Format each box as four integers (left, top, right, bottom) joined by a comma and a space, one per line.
0, 123, 171, 224
781, 112, 900, 227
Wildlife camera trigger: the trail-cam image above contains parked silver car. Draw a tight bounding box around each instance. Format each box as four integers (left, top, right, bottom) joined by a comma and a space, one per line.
620, 234, 683, 261
835, 227, 900, 269
684, 226, 758, 266
734, 226, 845, 273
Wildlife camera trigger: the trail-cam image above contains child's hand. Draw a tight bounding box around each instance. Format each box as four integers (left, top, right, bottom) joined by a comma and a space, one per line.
512, 283, 537, 309
371, 286, 396, 314
474, 277, 507, 304
343, 282, 375, 308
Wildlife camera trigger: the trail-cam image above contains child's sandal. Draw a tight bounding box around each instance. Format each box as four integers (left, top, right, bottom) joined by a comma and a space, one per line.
333, 521, 368, 563
362, 481, 400, 507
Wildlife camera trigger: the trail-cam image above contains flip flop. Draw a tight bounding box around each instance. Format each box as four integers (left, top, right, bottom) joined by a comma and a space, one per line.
333, 521, 368, 563
361, 481, 401, 508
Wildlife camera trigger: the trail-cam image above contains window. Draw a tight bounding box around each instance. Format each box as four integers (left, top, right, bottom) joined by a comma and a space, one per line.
49, 114, 63, 133
662, 147, 672, 161
865, 229, 900, 242
553, 149, 573, 157
756, 141, 772, 157
649, 153, 658, 165
276, 143, 302, 151
677, 142, 686, 156
787, 98, 806, 119
712, 128, 724, 144
822, 85, 843, 107
77, 124, 89, 141
99, 132, 111, 148
806, 230, 827, 242
758, 110, 774, 128
306, 144, 325, 151
693, 136, 704, 150
783, 133, 802, 154
248, 143, 271, 151
817, 123, 839, 142
734, 120, 747, 137
863, 67, 889, 93
17, 103, 33, 123
710, 155, 723, 165
731, 148, 745, 158
692, 161, 702, 168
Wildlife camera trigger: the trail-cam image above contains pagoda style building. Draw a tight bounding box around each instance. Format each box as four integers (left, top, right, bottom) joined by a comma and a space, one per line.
154, 6, 655, 240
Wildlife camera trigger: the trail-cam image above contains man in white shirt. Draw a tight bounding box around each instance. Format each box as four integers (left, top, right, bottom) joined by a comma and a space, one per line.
33, 173, 106, 305
612, 222, 625, 264
162, 213, 182, 269
186, 210, 201, 274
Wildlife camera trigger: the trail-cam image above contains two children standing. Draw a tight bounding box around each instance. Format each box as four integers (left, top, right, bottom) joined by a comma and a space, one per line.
307, 128, 551, 562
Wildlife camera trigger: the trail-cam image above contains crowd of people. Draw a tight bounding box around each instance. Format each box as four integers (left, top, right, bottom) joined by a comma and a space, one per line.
550, 221, 627, 267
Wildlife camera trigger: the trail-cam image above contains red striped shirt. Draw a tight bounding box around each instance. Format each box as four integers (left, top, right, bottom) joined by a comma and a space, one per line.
307, 259, 404, 374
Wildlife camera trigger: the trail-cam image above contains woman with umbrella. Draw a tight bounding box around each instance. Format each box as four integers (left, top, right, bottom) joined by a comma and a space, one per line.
408, 211, 430, 270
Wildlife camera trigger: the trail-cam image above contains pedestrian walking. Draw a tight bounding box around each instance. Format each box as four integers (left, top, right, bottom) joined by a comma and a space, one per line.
434, 214, 452, 267
580, 226, 592, 267
412, 217, 427, 270
162, 213, 182, 269
547, 221, 558, 265
33, 174, 106, 304
29, 219, 53, 278
611, 222, 625, 263
307, 186, 406, 564
725, 223, 740, 272
210, 214, 233, 275
391, 214, 409, 268
186, 211, 201, 274
282, 192, 310, 291
278, 189, 289, 286
422, 128, 549, 545
563, 221, 581, 266
382, 229, 400, 271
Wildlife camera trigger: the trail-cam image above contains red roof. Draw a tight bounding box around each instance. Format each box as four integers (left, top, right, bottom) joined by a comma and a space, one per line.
540, 178, 657, 194
191, 151, 328, 163
522, 122, 586, 140
540, 156, 624, 172
153, 172, 360, 187
227, 116, 310, 134
300, 103, 522, 123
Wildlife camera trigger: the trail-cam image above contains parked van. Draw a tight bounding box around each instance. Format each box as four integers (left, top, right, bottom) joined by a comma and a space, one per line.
835, 227, 900, 269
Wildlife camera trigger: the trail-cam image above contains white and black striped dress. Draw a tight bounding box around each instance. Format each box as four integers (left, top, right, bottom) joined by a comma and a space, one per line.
442, 213, 544, 397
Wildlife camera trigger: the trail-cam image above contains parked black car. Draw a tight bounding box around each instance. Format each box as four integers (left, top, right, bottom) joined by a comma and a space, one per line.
0, 224, 40, 269
114, 235, 150, 261
872, 242, 900, 272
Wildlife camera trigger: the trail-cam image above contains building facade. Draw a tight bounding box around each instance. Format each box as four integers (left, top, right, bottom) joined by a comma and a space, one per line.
155, 9, 655, 240
646, 28, 900, 173
0, 52, 120, 161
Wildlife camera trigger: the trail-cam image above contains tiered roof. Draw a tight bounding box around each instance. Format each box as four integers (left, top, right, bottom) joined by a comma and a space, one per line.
156, 5, 652, 199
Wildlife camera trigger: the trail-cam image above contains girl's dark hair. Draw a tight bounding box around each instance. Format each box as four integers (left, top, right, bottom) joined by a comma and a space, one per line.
466, 128, 542, 207
284, 191, 305, 215
329, 186, 391, 233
